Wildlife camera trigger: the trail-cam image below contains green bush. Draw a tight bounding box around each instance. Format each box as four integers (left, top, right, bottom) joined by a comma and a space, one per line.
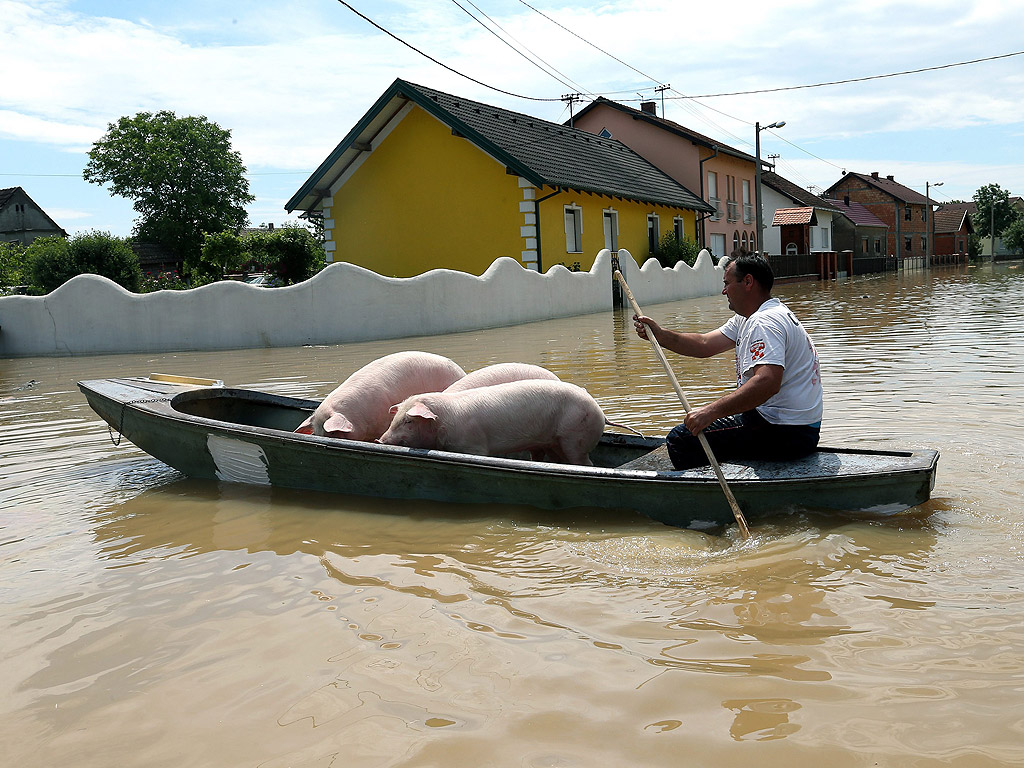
244, 225, 323, 285
27, 231, 141, 293
1, 241, 29, 288
196, 230, 247, 281
655, 232, 701, 268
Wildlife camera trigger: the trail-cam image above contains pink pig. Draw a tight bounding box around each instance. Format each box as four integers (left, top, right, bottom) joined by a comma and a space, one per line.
379, 379, 606, 465
295, 351, 465, 440
443, 362, 559, 393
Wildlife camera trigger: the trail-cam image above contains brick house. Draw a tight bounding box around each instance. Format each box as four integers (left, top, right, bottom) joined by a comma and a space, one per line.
931, 202, 973, 260
824, 172, 934, 262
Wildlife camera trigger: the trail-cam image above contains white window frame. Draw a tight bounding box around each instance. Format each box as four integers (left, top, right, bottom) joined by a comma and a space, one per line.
564, 205, 583, 253
647, 213, 660, 253
673, 216, 685, 241
707, 172, 720, 221
603, 208, 619, 253
710, 232, 726, 259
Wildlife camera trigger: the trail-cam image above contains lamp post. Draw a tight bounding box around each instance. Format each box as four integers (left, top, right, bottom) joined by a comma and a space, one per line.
755, 120, 785, 255
925, 181, 943, 267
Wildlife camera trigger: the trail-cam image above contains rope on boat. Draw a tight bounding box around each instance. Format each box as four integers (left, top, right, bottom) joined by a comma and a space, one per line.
108, 397, 173, 447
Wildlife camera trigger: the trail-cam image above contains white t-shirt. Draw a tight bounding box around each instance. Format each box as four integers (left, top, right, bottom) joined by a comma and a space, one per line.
719, 297, 823, 425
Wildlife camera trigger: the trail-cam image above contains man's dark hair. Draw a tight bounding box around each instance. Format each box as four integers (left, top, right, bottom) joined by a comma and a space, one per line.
726, 252, 774, 292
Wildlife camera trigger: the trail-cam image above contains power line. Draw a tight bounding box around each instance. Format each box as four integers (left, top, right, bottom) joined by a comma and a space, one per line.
678, 50, 1024, 98
450, 0, 595, 98
334, 0, 560, 102
515, 0, 662, 87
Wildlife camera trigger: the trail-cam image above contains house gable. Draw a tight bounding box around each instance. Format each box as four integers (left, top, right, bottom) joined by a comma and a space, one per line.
0, 187, 67, 245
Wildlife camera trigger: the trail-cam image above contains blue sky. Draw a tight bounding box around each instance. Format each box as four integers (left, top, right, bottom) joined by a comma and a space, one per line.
2, 0, 1022, 238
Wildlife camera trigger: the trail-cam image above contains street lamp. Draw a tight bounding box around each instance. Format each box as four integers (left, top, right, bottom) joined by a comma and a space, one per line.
925, 181, 943, 267
755, 121, 785, 255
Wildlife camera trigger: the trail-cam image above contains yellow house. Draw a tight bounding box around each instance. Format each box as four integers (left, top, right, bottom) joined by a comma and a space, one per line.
286, 79, 713, 277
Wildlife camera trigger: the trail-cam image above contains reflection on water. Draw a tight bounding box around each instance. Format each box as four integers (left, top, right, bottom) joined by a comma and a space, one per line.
2, 263, 1024, 766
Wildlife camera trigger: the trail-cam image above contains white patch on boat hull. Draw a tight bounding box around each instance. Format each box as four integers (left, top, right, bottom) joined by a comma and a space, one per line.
207, 435, 270, 485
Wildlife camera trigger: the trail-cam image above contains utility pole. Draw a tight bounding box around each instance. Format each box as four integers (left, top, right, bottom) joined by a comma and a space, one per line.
562, 93, 583, 127
654, 84, 670, 118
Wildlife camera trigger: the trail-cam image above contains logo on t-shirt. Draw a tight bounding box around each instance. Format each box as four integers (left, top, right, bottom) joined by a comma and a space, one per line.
749, 340, 766, 361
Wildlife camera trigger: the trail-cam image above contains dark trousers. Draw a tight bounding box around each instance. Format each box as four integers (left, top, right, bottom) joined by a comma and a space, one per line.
666, 409, 820, 470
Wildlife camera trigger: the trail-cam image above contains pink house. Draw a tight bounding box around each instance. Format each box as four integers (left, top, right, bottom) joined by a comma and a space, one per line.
571, 98, 759, 260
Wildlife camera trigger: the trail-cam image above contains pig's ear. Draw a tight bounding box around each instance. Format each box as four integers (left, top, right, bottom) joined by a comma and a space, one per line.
294, 416, 314, 435
389, 404, 400, 415
407, 402, 438, 421
323, 413, 355, 436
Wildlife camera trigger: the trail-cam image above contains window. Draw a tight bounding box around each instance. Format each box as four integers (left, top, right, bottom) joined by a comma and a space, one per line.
819, 226, 831, 251
921, 207, 927, 222
786, 243, 798, 255
742, 180, 753, 224
673, 216, 685, 241
875, 238, 882, 254
921, 235, 928, 252
733, 230, 740, 253
710, 233, 726, 259
707, 172, 720, 220
862, 236, 869, 255
904, 206, 912, 221
603, 210, 619, 253
905, 236, 912, 252
647, 214, 660, 253
726, 175, 738, 221
598, 127, 613, 138
564, 206, 582, 253
741, 232, 748, 251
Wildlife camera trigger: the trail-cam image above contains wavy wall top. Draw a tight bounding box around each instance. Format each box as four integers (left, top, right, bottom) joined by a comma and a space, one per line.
0, 249, 721, 358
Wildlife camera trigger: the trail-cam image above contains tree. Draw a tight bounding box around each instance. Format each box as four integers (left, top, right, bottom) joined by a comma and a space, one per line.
1004, 217, 1024, 256
26, 231, 141, 293
0, 241, 29, 288
83, 111, 254, 275
245, 226, 324, 285
200, 231, 248, 281
972, 184, 1021, 240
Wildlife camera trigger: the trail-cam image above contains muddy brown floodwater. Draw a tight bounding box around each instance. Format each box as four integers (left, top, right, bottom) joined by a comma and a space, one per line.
2, 262, 1023, 767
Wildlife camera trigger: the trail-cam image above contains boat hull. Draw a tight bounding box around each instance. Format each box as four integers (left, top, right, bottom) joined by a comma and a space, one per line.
78, 377, 939, 528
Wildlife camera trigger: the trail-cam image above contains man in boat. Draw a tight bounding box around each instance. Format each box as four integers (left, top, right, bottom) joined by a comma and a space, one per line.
633, 252, 822, 469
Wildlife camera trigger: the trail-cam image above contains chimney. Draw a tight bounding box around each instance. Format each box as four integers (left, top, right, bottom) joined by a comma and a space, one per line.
886, 175, 895, 181
268, 222, 274, 230
640, 101, 657, 116
871, 172, 879, 179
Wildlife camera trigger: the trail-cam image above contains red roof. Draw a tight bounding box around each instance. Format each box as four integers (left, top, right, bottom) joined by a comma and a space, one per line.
772, 207, 817, 226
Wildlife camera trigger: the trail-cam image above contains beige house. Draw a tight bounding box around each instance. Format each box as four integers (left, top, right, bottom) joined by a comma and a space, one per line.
571, 98, 759, 259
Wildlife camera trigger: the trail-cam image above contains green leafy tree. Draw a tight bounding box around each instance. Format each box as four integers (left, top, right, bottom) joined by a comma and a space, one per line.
972, 184, 1021, 240
200, 231, 248, 281
1003, 217, 1024, 256
655, 232, 702, 268
27, 231, 141, 293
1, 241, 29, 288
244, 226, 324, 285
83, 111, 254, 275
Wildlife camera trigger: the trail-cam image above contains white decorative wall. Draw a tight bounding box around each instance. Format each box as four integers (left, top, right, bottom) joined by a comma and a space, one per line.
0, 249, 721, 358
